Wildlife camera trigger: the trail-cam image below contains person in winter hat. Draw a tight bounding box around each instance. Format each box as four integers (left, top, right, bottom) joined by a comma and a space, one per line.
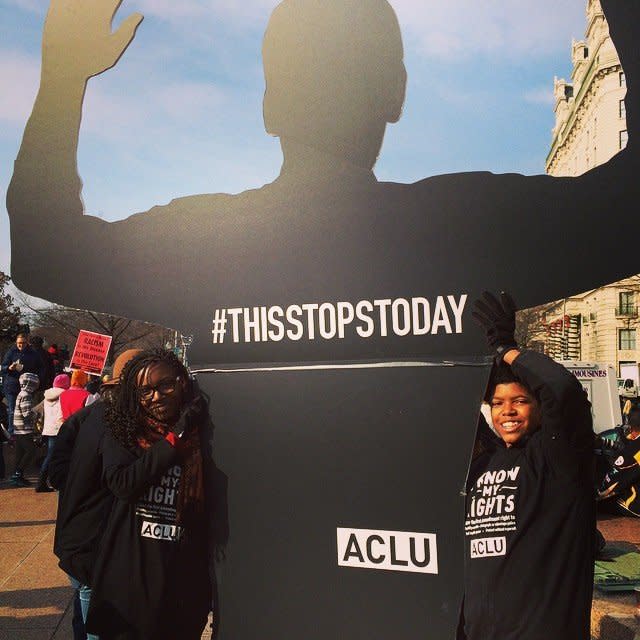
29, 335, 56, 393
60, 370, 90, 420
11, 372, 40, 487
35, 373, 71, 492
48, 344, 64, 374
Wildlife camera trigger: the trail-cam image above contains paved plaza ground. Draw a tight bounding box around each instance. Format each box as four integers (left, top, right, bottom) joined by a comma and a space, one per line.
0, 479, 75, 640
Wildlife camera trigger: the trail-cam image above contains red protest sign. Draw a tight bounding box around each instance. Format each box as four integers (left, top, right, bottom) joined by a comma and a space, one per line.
69, 330, 113, 376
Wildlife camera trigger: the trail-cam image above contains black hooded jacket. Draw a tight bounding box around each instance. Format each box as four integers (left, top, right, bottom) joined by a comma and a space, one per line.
462, 350, 595, 640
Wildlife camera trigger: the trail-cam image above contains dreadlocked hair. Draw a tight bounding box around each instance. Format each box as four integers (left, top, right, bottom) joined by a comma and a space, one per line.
105, 349, 190, 450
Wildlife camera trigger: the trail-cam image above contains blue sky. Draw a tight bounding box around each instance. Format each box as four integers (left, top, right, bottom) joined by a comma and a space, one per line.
0, 0, 587, 279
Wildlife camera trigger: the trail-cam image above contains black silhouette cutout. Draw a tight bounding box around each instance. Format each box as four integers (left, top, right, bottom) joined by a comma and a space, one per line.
7, 0, 639, 365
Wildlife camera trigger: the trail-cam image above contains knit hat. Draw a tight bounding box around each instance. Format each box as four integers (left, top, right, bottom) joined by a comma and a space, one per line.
53, 373, 70, 390
102, 349, 144, 387
19, 372, 39, 392
70, 370, 89, 388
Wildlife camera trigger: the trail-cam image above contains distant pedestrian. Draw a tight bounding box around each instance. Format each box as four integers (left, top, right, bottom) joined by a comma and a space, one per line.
29, 335, 56, 392
60, 370, 90, 420
84, 375, 101, 407
36, 373, 70, 493
11, 372, 40, 487
48, 344, 64, 374
1, 333, 44, 435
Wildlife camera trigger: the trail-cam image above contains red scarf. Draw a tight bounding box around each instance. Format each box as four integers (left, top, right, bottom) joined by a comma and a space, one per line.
137, 414, 205, 526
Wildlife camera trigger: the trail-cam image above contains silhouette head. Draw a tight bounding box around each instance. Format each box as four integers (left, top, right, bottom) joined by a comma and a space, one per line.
263, 0, 407, 169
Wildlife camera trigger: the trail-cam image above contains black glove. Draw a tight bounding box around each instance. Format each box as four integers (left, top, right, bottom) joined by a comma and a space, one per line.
594, 433, 625, 455
172, 394, 208, 438
472, 291, 518, 362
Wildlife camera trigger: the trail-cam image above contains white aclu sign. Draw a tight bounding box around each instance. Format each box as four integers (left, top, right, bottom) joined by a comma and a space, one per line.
469, 536, 507, 559
337, 527, 438, 574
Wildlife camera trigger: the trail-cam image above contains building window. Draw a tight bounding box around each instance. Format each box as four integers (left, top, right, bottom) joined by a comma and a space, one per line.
619, 328, 636, 350
620, 99, 626, 119
620, 71, 626, 87
620, 130, 628, 150
619, 291, 636, 315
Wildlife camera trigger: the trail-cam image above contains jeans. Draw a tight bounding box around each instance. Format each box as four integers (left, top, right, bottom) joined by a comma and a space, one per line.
72, 589, 86, 640
5, 393, 16, 435
69, 576, 99, 640
39, 435, 56, 478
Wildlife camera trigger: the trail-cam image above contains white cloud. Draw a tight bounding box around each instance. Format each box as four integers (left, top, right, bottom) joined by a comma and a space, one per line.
387, 0, 585, 60
129, 0, 276, 29
80, 85, 149, 140
0, 50, 40, 124
523, 86, 555, 105
155, 82, 227, 120
428, 83, 495, 109
78, 78, 232, 148
128, 0, 210, 22
4, 0, 42, 14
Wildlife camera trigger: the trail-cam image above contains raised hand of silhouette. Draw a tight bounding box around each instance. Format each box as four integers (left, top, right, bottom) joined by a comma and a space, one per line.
42, 0, 142, 80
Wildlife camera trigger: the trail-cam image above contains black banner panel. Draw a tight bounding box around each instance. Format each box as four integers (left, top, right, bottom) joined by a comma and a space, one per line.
201, 364, 487, 639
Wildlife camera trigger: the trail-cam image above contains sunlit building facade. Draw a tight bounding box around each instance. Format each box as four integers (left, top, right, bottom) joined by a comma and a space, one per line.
545, 0, 626, 176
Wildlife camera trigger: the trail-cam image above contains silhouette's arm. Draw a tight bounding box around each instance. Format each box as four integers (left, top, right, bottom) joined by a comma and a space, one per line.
418, 0, 640, 308
6, 0, 142, 306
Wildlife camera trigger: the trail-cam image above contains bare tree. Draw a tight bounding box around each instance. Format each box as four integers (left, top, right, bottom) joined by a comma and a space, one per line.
515, 302, 556, 352
17, 294, 174, 366
0, 272, 23, 353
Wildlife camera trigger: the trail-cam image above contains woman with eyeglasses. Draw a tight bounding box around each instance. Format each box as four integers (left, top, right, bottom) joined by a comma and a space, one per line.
85, 349, 217, 640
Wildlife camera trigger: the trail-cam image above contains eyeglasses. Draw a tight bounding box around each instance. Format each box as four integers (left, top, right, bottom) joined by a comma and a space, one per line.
137, 376, 180, 401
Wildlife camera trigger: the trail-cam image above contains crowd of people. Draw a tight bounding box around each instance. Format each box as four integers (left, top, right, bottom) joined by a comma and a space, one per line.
0, 332, 73, 486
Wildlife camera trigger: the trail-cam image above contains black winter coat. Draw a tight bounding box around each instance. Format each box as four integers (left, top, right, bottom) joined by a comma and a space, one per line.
462, 350, 595, 640
86, 417, 223, 639
1, 345, 44, 395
